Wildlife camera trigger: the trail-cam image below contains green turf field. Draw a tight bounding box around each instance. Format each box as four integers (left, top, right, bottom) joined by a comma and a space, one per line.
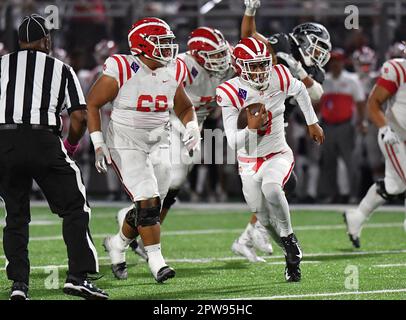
1, 206, 405, 300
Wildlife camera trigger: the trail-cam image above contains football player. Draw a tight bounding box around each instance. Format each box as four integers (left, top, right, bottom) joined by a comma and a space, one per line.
231, 0, 331, 262
216, 37, 324, 281
86, 17, 200, 282
344, 56, 406, 247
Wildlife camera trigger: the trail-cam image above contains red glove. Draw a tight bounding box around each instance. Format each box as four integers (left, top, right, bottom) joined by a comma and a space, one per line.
63, 139, 79, 157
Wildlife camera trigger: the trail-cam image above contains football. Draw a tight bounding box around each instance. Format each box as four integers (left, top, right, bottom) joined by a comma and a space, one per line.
237, 102, 265, 129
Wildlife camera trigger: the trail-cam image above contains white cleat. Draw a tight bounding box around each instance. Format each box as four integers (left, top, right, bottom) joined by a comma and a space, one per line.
251, 222, 273, 255
343, 209, 363, 248
231, 240, 266, 263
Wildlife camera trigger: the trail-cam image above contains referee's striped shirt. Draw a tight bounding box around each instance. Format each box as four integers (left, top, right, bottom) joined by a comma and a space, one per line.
0, 49, 86, 128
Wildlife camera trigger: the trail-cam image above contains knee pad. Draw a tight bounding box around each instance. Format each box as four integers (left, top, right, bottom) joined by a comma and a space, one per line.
283, 171, 297, 195
263, 183, 284, 205
376, 179, 404, 201
162, 188, 179, 210
125, 208, 137, 229
136, 203, 161, 227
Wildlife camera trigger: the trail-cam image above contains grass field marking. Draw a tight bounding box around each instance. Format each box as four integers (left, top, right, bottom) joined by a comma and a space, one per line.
0, 220, 59, 227
229, 288, 406, 300
0, 260, 321, 272
0, 222, 403, 242
373, 263, 406, 268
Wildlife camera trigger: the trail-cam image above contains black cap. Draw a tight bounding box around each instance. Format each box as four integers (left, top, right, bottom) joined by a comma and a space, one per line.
18, 14, 50, 43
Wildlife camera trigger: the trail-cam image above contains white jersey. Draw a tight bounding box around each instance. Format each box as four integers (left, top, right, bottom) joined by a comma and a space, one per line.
216, 64, 318, 157
176, 52, 236, 124
103, 54, 187, 129
376, 58, 406, 140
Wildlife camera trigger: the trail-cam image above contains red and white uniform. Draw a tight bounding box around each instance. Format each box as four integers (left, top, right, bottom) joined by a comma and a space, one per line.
103, 53, 187, 201
216, 65, 318, 212
375, 58, 406, 194
320, 70, 365, 124
169, 52, 235, 188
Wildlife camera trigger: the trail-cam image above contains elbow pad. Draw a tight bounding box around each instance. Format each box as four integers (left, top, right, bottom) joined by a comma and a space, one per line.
307, 81, 323, 102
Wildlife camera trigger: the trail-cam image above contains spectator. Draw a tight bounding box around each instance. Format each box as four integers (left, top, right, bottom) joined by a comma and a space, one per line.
317, 49, 366, 203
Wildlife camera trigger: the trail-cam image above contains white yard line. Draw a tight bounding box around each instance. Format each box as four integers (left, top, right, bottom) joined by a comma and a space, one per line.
373, 263, 406, 268
229, 288, 406, 300
0, 221, 402, 242
11, 201, 406, 212
0, 259, 321, 271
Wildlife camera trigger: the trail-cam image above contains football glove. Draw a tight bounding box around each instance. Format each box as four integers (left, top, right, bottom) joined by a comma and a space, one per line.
276, 52, 308, 80
244, 0, 261, 16
90, 131, 112, 174
182, 121, 201, 156
379, 125, 400, 145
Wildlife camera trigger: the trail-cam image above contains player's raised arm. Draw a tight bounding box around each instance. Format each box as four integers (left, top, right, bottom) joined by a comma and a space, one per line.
280, 64, 324, 144
173, 83, 201, 154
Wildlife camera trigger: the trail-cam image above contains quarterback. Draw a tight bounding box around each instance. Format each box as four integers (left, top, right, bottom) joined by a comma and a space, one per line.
216, 37, 324, 281
232, 0, 331, 262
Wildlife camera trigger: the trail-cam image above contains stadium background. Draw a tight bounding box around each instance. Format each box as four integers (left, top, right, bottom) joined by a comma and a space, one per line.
0, 0, 404, 204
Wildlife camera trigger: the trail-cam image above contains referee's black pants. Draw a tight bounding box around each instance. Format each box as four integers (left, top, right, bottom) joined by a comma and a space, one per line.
0, 126, 98, 285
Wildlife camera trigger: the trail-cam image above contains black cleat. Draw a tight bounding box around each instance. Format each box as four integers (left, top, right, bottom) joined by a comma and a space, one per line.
63, 274, 109, 300
111, 262, 128, 280
281, 233, 302, 282
155, 266, 176, 283
10, 282, 29, 300
348, 234, 360, 248
343, 213, 361, 248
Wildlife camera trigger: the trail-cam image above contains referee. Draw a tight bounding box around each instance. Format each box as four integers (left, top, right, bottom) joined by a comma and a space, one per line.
0, 14, 108, 300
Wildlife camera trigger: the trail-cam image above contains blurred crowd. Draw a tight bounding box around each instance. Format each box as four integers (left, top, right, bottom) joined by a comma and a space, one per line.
1, 0, 406, 203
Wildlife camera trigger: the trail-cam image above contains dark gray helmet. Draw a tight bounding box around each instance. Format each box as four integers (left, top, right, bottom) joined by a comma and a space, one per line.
290, 22, 332, 67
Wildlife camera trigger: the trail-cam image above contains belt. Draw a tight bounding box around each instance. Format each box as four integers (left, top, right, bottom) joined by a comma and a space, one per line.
0, 124, 57, 133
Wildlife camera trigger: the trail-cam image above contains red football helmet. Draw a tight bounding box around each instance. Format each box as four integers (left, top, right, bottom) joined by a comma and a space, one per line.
128, 17, 178, 64
233, 37, 272, 90
187, 27, 231, 74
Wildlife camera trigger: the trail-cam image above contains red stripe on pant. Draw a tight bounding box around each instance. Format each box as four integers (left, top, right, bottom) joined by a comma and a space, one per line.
384, 143, 406, 184
111, 159, 134, 201
282, 161, 295, 187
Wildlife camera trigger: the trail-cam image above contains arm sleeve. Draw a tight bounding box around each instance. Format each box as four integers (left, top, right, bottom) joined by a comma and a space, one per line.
284, 66, 319, 125
216, 87, 256, 151
375, 60, 400, 95
65, 65, 87, 114
221, 105, 257, 151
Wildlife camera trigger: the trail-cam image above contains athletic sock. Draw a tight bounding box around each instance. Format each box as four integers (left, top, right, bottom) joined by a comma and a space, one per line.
238, 222, 254, 245
358, 183, 386, 222
144, 243, 166, 278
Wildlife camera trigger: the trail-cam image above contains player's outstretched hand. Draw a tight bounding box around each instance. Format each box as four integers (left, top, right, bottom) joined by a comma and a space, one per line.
95, 143, 112, 174
379, 125, 400, 145
308, 123, 325, 145
247, 104, 266, 130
